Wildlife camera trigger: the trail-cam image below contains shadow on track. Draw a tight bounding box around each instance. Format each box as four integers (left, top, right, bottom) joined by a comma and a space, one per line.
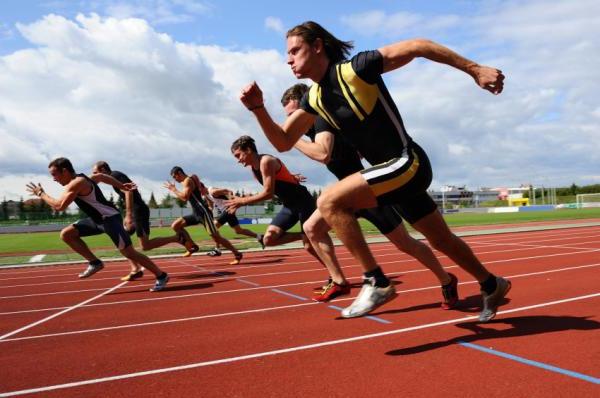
385, 315, 600, 356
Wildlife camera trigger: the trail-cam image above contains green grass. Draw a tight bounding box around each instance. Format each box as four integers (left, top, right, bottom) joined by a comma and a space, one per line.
1, 207, 599, 266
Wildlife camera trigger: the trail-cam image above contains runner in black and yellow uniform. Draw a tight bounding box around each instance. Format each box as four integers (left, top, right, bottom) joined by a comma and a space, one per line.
227, 135, 337, 266
282, 83, 457, 305
240, 21, 510, 322
165, 167, 243, 265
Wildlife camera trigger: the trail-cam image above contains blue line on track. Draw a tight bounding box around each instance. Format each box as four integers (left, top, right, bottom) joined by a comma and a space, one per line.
458, 341, 600, 384
270, 289, 309, 301
236, 276, 392, 324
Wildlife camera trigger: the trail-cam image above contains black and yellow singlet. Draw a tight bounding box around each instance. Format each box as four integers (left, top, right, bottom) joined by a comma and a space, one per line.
300, 50, 413, 166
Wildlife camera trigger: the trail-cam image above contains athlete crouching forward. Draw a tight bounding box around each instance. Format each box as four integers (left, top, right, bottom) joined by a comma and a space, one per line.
26, 157, 169, 292
164, 167, 243, 265
227, 135, 340, 280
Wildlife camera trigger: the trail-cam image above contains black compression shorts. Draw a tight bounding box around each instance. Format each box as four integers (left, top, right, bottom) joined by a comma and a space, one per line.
73, 214, 132, 250
360, 143, 437, 224
216, 211, 240, 228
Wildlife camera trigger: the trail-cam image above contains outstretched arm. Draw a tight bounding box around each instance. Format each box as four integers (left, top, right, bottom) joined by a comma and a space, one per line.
26, 179, 79, 211
379, 39, 504, 94
209, 187, 233, 198
164, 178, 192, 202
90, 173, 137, 191
240, 81, 316, 151
225, 156, 277, 212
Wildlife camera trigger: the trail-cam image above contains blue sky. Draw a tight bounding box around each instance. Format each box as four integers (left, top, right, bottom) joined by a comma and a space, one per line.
1, 0, 599, 201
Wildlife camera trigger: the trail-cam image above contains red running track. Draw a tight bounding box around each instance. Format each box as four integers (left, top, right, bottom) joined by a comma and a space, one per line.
0, 224, 599, 397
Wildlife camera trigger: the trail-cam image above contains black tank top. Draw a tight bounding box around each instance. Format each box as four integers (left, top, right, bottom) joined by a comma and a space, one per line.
73, 174, 119, 223
251, 155, 313, 208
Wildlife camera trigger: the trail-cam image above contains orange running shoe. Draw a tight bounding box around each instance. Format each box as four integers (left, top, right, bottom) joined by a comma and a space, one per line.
229, 252, 243, 265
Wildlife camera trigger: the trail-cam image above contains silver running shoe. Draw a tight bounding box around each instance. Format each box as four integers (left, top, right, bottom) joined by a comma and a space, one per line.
78, 262, 104, 278
479, 277, 512, 322
341, 277, 397, 318
150, 274, 170, 292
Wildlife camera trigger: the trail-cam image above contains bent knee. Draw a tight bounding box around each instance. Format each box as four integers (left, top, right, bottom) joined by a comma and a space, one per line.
60, 227, 77, 242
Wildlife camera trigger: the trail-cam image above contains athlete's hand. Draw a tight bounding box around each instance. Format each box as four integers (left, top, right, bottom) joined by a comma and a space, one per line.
121, 182, 137, 191
224, 196, 245, 213
124, 215, 135, 232
26, 182, 44, 197
240, 81, 264, 110
471, 65, 504, 95
292, 173, 306, 183
163, 181, 176, 192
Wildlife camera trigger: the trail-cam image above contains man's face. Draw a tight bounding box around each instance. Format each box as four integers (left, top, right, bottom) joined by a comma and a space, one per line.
91, 165, 106, 175
283, 99, 300, 117
232, 148, 252, 167
286, 35, 317, 79
172, 172, 185, 183
49, 166, 70, 186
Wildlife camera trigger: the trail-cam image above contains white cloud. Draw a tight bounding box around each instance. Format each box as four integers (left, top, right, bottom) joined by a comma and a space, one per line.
0, 13, 301, 201
341, 0, 600, 189
340, 10, 459, 39
102, 0, 210, 25
264, 16, 284, 34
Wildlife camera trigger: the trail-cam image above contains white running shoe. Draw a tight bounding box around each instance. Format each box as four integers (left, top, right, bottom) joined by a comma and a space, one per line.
341, 277, 397, 318
78, 262, 104, 279
479, 277, 511, 322
150, 273, 170, 292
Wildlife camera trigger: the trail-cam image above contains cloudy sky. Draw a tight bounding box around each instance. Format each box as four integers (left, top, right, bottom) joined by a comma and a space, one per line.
1, 0, 599, 202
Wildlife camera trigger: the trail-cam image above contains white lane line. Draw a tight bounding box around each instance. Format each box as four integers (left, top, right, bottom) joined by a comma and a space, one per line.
2, 262, 599, 342
0, 225, 590, 280
3, 249, 600, 311
0, 281, 127, 341
2, 227, 598, 284
0, 292, 598, 397
2, 242, 599, 291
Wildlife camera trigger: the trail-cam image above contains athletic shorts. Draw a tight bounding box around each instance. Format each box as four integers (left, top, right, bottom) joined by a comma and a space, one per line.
183, 209, 218, 235
360, 143, 437, 225
271, 199, 317, 233
216, 211, 240, 228
356, 204, 403, 235
131, 206, 151, 237
73, 214, 132, 250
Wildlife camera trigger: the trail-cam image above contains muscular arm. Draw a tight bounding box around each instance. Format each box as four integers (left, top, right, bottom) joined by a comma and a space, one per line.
294, 131, 335, 164
378, 39, 504, 94
242, 156, 277, 204
225, 157, 277, 212
240, 82, 317, 151
176, 178, 194, 202
27, 178, 83, 211
124, 191, 133, 218
90, 173, 130, 191
209, 187, 233, 198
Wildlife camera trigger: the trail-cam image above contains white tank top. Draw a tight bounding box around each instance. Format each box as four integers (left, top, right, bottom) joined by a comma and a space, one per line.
207, 187, 228, 213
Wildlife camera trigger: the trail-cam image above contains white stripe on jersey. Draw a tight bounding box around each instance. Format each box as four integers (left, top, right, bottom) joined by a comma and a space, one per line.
207, 187, 228, 213
362, 148, 410, 180
78, 184, 119, 219
377, 91, 408, 148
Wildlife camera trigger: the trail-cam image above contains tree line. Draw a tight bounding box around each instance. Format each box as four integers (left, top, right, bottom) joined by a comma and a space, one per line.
1, 188, 323, 221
